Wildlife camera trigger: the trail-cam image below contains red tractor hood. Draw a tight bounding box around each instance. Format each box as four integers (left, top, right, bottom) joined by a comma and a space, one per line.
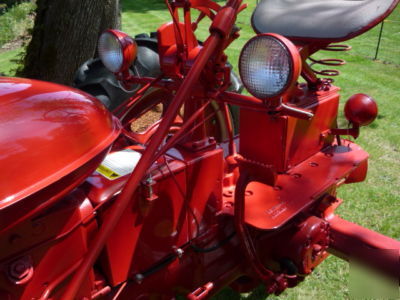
0, 77, 120, 208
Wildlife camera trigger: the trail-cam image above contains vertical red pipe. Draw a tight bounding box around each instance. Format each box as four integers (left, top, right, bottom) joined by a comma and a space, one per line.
62, 33, 222, 300
221, 102, 236, 155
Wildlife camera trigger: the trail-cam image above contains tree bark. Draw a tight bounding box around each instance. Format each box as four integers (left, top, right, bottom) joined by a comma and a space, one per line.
19, 0, 120, 85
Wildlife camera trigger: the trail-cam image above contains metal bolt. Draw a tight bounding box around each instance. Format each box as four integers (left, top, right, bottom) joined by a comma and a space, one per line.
143, 174, 158, 202
135, 273, 144, 284
174, 247, 184, 258
8, 257, 33, 283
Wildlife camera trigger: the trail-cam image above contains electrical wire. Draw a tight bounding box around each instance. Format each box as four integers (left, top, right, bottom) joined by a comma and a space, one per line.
190, 231, 236, 253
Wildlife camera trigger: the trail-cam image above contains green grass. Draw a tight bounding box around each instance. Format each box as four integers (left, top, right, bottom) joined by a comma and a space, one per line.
0, 1, 399, 299
346, 18, 400, 65
0, 48, 22, 75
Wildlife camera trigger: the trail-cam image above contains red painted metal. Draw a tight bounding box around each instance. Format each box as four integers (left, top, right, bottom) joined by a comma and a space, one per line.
0, 0, 399, 299
233, 142, 369, 230
157, 22, 200, 77
0, 77, 119, 206
328, 216, 400, 279
274, 216, 330, 275
239, 84, 339, 173
0, 190, 97, 299
344, 93, 378, 126
62, 2, 242, 296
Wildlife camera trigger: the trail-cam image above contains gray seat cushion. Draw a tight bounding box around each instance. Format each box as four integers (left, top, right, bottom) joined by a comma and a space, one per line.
252, 0, 398, 41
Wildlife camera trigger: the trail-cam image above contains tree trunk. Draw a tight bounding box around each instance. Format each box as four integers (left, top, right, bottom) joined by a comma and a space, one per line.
19, 0, 120, 85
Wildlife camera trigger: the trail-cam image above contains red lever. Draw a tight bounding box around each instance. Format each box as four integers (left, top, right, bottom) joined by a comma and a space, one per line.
280, 103, 314, 120
187, 282, 214, 300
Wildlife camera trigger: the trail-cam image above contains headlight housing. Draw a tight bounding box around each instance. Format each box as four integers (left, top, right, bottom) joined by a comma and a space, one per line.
239, 33, 301, 100
98, 30, 137, 74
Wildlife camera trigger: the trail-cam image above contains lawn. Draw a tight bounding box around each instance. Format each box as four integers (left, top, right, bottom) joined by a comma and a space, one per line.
0, 1, 399, 299
0, 48, 22, 75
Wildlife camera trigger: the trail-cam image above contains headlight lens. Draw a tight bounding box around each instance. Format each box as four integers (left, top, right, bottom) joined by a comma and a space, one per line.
98, 30, 136, 74
98, 31, 123, 73
239, 34, 300, 100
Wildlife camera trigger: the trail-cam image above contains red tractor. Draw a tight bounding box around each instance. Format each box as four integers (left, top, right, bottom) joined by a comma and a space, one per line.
0, 0, 398, 299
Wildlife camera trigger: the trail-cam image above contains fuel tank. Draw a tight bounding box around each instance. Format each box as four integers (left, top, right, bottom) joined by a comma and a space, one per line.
0, 77, 120, 213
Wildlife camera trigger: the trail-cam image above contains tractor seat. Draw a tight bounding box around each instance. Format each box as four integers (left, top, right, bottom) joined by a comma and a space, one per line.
252, 0, 399, 42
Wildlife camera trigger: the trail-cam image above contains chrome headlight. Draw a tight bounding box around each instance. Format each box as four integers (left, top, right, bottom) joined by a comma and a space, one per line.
239, 33, 301, 100
98, 30, 137, 73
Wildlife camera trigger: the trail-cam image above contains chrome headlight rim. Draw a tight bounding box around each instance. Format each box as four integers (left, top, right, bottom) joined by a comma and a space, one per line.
98, 29, 137, 74
239, 33, 301, 100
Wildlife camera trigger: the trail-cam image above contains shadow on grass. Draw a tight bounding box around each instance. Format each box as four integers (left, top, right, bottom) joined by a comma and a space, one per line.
121, 0, 227, 13
121, 0, 167, 13
212, 285, 268, 300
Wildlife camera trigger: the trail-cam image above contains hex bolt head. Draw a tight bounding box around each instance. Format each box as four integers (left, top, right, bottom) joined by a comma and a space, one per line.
8, 257, 33, 284
135, 273, 144, 284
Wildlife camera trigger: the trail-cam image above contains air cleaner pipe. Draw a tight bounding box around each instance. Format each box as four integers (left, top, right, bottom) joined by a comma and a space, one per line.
62, 31, 225, 300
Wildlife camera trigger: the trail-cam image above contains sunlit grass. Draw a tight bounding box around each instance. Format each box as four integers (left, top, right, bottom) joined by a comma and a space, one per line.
0, 48, 22, 75
0, 1, 398, 299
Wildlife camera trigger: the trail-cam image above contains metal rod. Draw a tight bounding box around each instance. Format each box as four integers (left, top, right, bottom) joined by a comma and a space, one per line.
374, 21, 385, 60
155, 100, 212, 158
217, 91, 266, 111
61, 33, 223, 300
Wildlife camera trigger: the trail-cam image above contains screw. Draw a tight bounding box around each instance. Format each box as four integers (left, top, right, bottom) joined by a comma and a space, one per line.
8, 257, 33, 283
173, 247, 184, 258
135, 273, 144, 284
